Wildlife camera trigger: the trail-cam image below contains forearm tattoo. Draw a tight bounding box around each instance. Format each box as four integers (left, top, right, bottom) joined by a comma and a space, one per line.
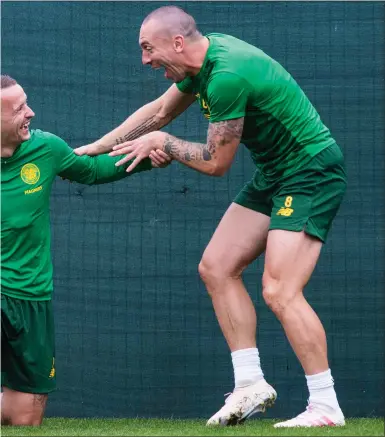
163, 118, 244, 162
115, 115, 161, 145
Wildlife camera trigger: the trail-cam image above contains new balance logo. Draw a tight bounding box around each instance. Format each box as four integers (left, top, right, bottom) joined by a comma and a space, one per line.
277, 196, 294, 216
276, 207, 294, 217
49, 358, 55, 378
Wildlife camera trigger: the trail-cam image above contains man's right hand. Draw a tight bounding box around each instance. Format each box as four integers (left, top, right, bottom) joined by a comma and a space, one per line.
74, 142, 111, 156
150, 150, 172, 168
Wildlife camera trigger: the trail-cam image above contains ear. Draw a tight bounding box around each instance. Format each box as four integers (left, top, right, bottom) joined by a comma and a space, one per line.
173, 35, 184, 53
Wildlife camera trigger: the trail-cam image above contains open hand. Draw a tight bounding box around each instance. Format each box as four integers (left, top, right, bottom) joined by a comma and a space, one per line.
109, 131, 167, 172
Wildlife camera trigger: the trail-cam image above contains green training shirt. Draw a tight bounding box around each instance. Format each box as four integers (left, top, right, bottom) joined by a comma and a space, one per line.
1, 129, 152, 301
176, 33, 336, 180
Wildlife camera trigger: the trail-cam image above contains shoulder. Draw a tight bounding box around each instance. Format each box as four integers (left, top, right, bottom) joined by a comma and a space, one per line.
31, 129, 70, 153
32, 129, 67, 145
207, 33, 271, 76
205, 35, 254, 80
207, 71, 249, 97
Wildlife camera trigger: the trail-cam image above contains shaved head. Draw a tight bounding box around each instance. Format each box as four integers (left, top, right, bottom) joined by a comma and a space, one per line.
139, 6, 207, 83
142, 6, 201, 40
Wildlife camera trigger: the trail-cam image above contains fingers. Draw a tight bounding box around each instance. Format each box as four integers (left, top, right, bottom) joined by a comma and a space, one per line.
74, 145, 92, 156
126, 156, 143, 173
149, 151, 165, 167
149, 150, 172, 166
74, 143, 110, 156
111, 141, 133, 152
154, 150, 172, 162
115, 153, 137, 167
109, 146, 133, 157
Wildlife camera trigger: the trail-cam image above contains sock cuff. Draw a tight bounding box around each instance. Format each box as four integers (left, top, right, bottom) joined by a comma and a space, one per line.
231, 348, 259, 360
306, 369, 334, 389
306, 369, 331, 381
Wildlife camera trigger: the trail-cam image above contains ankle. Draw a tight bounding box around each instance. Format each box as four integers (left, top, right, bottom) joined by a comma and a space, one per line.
306, 369, 340, 410
232, 347, 264, 388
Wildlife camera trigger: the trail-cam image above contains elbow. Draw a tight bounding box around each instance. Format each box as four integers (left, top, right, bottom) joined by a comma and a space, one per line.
209, 163, 229, 177
155, 100, 172, 125
155, 110, 168, 126
212, 168, 227, 177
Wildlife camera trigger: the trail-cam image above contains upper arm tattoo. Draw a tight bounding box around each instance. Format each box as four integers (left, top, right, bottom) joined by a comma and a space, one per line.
207, 118, 244, 157
163, 117, 244, 162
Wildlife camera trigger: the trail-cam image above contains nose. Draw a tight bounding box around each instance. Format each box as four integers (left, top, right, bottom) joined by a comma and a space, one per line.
142, 51, 151, 65
26, 105, 35, 118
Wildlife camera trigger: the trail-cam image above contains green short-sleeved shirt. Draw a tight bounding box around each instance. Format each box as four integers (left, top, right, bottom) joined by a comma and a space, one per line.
176, 33, 336, 180
1, 129, 152, 301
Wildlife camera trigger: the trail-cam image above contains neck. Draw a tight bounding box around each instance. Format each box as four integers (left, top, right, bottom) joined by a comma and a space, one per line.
1, 141, 20, 158
186, 36, 210, 76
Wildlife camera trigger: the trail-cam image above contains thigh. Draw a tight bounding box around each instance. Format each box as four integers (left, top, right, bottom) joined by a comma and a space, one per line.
202, 202, 271, 275
1, 295, 56, 394
264, 230, 322, 289
270, 143, 347, 242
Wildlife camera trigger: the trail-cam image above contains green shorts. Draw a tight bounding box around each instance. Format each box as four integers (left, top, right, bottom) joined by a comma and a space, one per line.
234, 143, 347, 242
1, 294, 56, 394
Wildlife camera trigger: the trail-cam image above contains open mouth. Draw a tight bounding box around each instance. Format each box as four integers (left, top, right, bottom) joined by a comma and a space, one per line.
163, 67, 171, 79
20, 121, 30, 133
150, 63, 172, 80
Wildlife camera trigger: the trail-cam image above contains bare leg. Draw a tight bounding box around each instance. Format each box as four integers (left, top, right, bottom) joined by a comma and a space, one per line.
262, 230, 326, 374
198, 203, 270, 351
1, 386, 47, 426
263, 230, 344, 428
201, 204, 277, 426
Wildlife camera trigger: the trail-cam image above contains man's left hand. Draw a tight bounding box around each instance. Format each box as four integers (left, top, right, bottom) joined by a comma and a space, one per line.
109, 131, 167, 173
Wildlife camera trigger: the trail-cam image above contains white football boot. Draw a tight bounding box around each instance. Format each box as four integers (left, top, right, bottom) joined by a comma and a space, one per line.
274, 402, 345, 428
207, 379, 277, 426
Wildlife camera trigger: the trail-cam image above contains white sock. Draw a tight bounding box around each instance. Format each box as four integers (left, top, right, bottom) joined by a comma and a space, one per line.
231, 347, 264, 388
306, 369, 340, 410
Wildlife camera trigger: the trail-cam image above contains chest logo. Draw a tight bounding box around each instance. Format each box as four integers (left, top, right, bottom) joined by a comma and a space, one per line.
21, 163, 40, 185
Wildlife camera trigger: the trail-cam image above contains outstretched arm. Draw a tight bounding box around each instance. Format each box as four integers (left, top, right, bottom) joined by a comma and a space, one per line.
48, 133, 170, 185
74, 84, 195, 156
109, 117, 244, 176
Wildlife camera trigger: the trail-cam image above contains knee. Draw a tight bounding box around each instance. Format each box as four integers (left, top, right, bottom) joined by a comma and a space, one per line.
198, 254, 241, 297
1, 391, 46, 427
262, 273, 298, 317
198, 255, 222, 293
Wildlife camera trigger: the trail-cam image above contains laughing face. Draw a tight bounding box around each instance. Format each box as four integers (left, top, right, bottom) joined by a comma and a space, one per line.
139, 21, 188, 83
1, 84, 35, 148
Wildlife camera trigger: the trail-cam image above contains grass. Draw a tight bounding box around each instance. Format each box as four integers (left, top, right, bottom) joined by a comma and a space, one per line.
1, 418, 384, 436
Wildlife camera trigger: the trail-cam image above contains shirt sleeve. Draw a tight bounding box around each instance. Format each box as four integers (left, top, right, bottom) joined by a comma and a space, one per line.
47, 133, 152, 185
175, 76, 195, 94
206, 72, 249, 122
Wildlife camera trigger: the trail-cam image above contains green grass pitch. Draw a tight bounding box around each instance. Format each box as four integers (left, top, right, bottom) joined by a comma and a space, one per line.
2, 418, 383, 436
